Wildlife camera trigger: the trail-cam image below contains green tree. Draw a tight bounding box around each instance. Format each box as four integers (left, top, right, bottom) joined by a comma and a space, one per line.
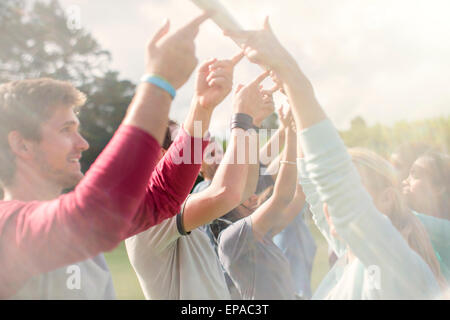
0, 0, 110, 84
0, 0, 133, 173
78, 71, 135, 172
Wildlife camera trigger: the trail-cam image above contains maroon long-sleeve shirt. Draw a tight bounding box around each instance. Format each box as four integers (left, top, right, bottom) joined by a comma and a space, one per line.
0, 125, 208, 298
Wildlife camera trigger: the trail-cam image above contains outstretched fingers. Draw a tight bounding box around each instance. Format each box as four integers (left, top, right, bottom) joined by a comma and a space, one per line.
198, 58, 218, 73
249, 70, 270, 88
180, 12, 211, 38
149, 19, 171, 48
223, 29, 255, 40
230, 51, 245, 66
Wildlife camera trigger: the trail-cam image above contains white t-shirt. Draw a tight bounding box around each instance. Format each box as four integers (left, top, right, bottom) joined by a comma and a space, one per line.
125, 214, 231, 300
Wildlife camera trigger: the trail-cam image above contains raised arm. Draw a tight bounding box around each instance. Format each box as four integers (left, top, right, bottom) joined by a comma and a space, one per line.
259, 103, 286, 166
250, 112, 298, 240
0, 13, 209, 298
226, 17, 441, 293
124, 13, 210, 140
267, 112, 307, 236
224, 17, 326, 133
241, 82, 276, 203
181, 72, 274, 232
126, 51, 245, 236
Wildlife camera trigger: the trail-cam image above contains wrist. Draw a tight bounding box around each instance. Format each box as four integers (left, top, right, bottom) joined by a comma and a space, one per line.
184, 99, 213, 138
231, 113, 259, 131
193, 94, 217, 113
285, 126, 296, 135
274, 57, 301, 80
140, 74, 176, 100
253, 119, 263, 128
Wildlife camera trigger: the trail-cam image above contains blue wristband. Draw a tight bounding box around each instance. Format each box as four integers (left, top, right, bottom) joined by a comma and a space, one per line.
140, 74, 176, 99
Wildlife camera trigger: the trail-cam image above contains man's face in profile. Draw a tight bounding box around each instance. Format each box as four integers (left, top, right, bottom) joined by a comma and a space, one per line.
29, 106, 90, 190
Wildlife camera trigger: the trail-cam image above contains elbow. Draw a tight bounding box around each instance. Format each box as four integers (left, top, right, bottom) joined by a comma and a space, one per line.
216, 186, 242, 211
225, 188, 243, 209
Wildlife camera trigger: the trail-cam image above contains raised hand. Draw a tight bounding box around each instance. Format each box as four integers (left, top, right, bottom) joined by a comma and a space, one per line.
146, 12, 210, 89
232, 71, 275, 127
224, 17, 296, 75
277, 105, 293, 130
195, 52, 244, 111
270, 70, 286, 94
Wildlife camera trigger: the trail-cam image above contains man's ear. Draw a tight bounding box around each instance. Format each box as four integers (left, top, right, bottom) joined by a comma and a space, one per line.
7, 131, 34, 160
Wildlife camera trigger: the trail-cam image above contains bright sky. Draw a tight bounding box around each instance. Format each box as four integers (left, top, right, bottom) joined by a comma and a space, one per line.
58, 0, 450, 135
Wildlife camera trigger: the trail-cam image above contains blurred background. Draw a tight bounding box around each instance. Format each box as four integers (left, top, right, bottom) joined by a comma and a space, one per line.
1, 0, 448, 299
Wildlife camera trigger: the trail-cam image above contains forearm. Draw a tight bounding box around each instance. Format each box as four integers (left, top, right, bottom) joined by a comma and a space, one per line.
183, 97, 213, 138
182, 128, 250, 232
241, 130, 259, 202
128, 127, 209, 236
250, 129, 297, 239
259, 127, 284, 166
265, 152, 282, 181
123, 83, 172, 144
272, 129, 297, 204
277, 63, 327, 133
298, 160, 347, 257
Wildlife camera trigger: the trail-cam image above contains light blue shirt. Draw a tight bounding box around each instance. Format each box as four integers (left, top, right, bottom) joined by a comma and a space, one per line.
273, 206, 316, 299
414, 212, 450, 282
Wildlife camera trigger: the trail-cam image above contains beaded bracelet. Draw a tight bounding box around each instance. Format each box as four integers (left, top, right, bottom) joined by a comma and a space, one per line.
279, 160, 297, 165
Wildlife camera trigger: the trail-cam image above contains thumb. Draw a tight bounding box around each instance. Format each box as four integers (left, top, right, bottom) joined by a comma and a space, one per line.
149, 19, 170, 48
235, 84, 245, 93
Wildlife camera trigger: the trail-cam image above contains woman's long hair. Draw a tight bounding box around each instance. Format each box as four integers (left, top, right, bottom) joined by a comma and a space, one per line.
349, 148, 448, 292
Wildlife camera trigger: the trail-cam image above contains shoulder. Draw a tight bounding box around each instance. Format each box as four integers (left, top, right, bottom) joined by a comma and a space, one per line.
217, 217, 253, 261
125, 214, 181, 257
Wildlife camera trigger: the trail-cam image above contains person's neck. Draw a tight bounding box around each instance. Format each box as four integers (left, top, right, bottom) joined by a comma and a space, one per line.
2, 171, 61, 202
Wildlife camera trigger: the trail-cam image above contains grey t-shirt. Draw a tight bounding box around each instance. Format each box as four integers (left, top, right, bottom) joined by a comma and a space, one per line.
12, 254, 115, 300
218, 216, 296, 300
125, 214, 231, 300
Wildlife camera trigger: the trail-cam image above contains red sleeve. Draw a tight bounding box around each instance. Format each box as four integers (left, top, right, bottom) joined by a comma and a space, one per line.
0, 125, 162, 298
127, 127, 210, 236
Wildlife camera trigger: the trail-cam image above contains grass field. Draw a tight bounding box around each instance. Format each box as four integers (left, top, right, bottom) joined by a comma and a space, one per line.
104, 217, 330, 300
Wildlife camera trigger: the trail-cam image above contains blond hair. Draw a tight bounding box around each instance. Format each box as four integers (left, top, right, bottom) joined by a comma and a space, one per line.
0, 78, 86, 186
349, 147, 448, 292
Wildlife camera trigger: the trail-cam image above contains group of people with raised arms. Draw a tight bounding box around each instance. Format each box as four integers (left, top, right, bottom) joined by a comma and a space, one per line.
0, 12, 448, 300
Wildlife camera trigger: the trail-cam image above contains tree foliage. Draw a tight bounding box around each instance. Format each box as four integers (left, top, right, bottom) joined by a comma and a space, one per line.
340, 116, 450, 158
0, 0, 134, 172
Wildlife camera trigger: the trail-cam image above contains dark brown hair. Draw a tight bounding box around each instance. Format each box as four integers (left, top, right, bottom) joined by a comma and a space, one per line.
162, 119, 179, 150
